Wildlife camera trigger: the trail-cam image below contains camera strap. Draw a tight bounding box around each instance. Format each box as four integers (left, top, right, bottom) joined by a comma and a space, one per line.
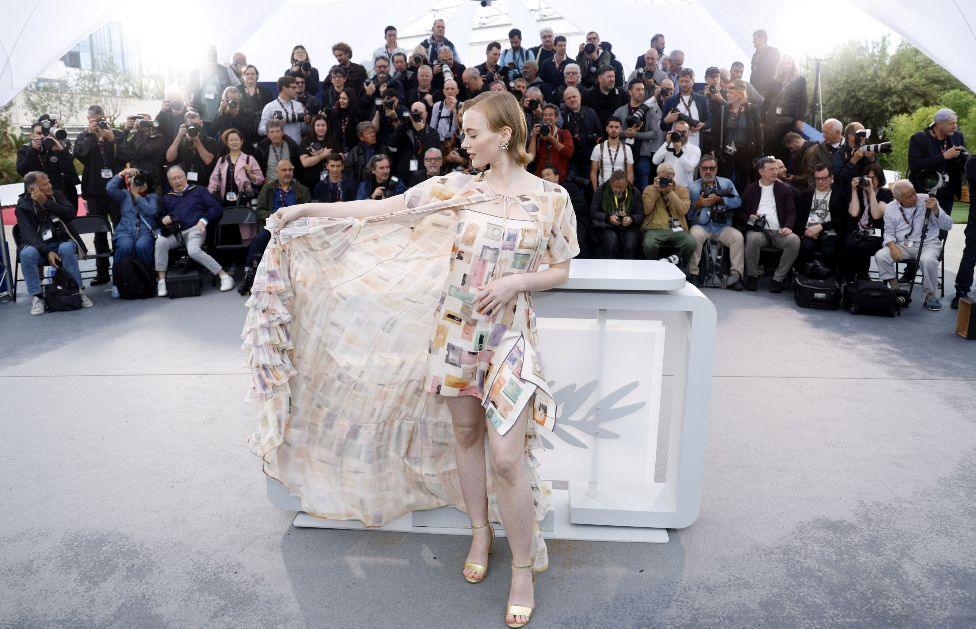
276, 98, 296, 120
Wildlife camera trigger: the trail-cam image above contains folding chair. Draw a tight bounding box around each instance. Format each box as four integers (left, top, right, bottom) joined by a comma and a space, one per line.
11, 224, 53, 303
894, 230, 948, 297
215, 207, 257, 280
70, 214, 114, 282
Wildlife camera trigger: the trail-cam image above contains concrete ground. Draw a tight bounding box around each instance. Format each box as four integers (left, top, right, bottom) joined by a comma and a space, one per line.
1, 231, 975, 628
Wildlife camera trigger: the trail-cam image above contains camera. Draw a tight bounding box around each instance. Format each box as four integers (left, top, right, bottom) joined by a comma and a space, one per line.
539, 123, 551, 137
96, 118, 110, 130
657, 176, 673, 188
410, 110, 423, 123
707, 84, 719, 95
852, 227, 882, 242
131, 170, 151, 188
227, 99, 239, 108
669, 108, 700, 128
442, 64, 454, 82
584, 42, 596, 56
383, 98, 396, 110
710, 208, 729, 223
300, 61, 311, 73
41, 137, 55, 151
723, 141, 737, 156
272, 110, 284, 121
635, 69, 645, 79
186, 124, 201, 138
668, 130, 684, 143
411, 54, 424, 65
625, 105, 646, 128
746, 214, 768, 231
864, 142, 892, 154
307, 140, 324, 153
137, 118, 154, 130
527, 98, 541, 112
658, 86, 673, 98
956, 146, 971, 159
856, 176, 871, 188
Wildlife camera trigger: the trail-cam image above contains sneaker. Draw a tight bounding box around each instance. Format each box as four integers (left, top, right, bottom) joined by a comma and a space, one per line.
744, 276, 758, 291
157, 279, 168, 298
30, 295, 45, 315
111, 285, 120, 299
770, 279, 784, 293
80, 291, 94, 308
924, 295, 943, 311
219, 273, 234, 292
951, 293, 966, 309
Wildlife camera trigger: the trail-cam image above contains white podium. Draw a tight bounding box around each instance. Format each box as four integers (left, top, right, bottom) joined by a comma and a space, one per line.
268, 259, 716, 543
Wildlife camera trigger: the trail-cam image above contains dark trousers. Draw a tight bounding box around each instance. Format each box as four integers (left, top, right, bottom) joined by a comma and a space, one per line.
842, 232, 883, 283
84, 195, 121, 279
955, 218, 976, 295
718, 149, 756, 196
599, 227, 640, 259
245, 229, 272, 268
798, 233, 841, 269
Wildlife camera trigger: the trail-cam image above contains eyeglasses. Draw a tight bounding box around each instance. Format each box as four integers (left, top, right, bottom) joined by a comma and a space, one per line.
814, 175, 831, 182
699, 165, 717, 171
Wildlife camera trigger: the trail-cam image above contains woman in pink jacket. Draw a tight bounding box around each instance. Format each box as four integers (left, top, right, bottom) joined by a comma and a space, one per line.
208, 128, 265, 207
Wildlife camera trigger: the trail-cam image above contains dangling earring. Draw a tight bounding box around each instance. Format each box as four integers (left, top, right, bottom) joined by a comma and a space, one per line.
499, 141, 509, 150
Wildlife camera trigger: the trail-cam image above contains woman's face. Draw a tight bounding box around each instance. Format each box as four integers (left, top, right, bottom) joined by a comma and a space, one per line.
460, 108, 509, 171
226, 133, 243, 151
293, 48, 308, 63
243, 68, 257, 84
868, 172, 880, 187
338, 92, 349, 108
314, 119, 328, 138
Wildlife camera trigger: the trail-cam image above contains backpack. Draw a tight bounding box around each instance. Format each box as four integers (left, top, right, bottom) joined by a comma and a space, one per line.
114, 257, 155, 299
843, 279, 900, 317
42, 266, 82, 311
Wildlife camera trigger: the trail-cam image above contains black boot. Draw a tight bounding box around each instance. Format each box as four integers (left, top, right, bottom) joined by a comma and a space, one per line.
238, 263, 257, 296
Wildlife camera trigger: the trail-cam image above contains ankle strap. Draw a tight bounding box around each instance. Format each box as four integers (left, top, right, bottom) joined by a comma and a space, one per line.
511, 559, 534, 570
470, 522, 490, 530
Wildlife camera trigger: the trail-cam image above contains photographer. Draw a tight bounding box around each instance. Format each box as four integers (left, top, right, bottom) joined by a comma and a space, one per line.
299, 115, 338, 188
325, 42, 367, 95
356, 154, 406, 200
344, 121, 389, 183
431, 47, 466, 94
687, 154, 745, 289
843, 164, 890, 284
539, 36, 572, 90
551, 63, 583, 107
291, 73, 322, 126
750, 30, 781, 100
239, 65, 274, 128
15, 171, 92, 314
373, 25, 408, 66
371, 88, 409, 148
665, 50, 685, 84
164, 109, 221, 190
406, 66, 436, 117
255, 119, 305, 182
590, 117, 634, 192
952, 155, 976, 309
528, 104, 574, 180
640, 163, 696, 264
156, 87, 191, 145
712, 80, 763, 194
531, 26, 557, 68
576, 32, 614, 90
119, 113, 168, 187
908, 108, 965, 216
419, 19, 459, 66
729, 61, 764, 108
794, 118, 843, 192
209, 129, 264, 207
560, 86, 602, 182
409, 148, 445, 186
627, 49, 668, 87
258, 76, 306, 143
522, 61, 553, 103
106, 168, 158, 280
521, 87, 546, 131
832, 122, 880, 205
154, 166, 233, 296
462, 68, 489, 100
583, 67, 627, 129
314, 153, 358, 201
614, 79, 663, 191
211, 86, 258, 146
74, 104, 125, 286
875, 180, 954, 311
16, 118, 80, 209
652, 120, 700, 187
430, 80, 461, 141
591, 169, 644, 259
738, 156, 800, 292
795, 164, 845, 274
661, 68, 710, 149
500, 28, 536, 73
388, 102, 441, 182
284, 45, 321, 101
391, 53, 417, 93
189, 46, 241, 132
365, 56, 406, 109
475, 42, 502, 82
761, 55, 807, 161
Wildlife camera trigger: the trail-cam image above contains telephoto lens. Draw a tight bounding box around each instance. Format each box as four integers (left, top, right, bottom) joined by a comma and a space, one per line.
584, 42, 596, 55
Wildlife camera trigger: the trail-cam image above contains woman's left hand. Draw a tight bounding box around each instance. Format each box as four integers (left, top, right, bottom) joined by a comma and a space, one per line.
475, 275, 524, 317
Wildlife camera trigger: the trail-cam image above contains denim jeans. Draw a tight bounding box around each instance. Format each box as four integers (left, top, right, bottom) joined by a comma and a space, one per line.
634, 156, 653, 193
114, 232, 155, 270
20, 241, 83, 297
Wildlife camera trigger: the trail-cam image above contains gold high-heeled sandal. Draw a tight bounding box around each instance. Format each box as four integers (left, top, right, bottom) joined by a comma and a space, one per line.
505, 559, 536, 628
462, 522, 494, 584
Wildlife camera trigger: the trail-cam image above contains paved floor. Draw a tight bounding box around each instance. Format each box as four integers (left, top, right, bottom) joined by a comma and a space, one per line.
1, 232, 975, 628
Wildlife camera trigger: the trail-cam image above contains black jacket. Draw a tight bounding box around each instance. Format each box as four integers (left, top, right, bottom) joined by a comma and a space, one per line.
16, 144, 80, 206
344, 142, 390, 183
119, 129, 168, 185
583, 86, 627, 129
168, 135, 224, 187
13, 190, 87, 257
387, 123, 441, 182
796, 188, 847, 237
908, 128, 965, 200
712, 103, 763, 156
313, 176, 358, 202
211, 111, 259, 147
253, 136, 305, 181
74, 131, 126, 197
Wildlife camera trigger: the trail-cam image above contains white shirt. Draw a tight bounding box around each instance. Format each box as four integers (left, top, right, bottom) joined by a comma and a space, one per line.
590, 141, 633, 186
651, 141, 700, 187
757, 182, 781, 230
258, 98, 305, 144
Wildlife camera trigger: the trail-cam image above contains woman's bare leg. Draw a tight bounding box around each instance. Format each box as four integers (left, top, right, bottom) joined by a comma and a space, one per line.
485, 406, 536, 626
445, 396, 491, 581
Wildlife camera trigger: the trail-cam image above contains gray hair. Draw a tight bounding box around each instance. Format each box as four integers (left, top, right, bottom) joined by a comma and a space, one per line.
423, 147, 442, 159
934, 108, 957, 123
891, 179, 917, 199
539, 26, 554, 36
23, 170, 47, 191
525, 86, 544, 99
823, 118, 842, 133
166, 165, 186, 179
87, 104, 105, 117
564, 63, 580, 75
356, 121, 376, 137
367, 153, 390, 171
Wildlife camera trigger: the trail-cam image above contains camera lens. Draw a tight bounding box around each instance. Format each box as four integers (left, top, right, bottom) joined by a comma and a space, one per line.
228, 100, 239, 108
54, 128, 68, 141
137, 119, 152, 130
584, 42, 596, 55
97, 119, 110, 130
187, 124, 200, 138
410, 111, 423, 122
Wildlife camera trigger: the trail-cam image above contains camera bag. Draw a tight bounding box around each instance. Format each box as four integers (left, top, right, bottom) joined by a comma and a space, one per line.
843, 279, 899, 317
114, 257, 155, 300
165, 256, 202, 299
42, 266, 82, 311
793, 274, 842, 310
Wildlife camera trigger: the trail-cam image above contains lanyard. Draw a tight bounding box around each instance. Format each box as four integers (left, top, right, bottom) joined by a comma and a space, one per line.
679, 93, 693, 114
898, 204, 918, 241
276, 98, 295, 118
271, 144, 284, 162
277, 185, 292, 208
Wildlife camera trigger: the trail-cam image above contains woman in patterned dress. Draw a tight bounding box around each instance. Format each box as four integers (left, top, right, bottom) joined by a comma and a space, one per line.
265, 91, 578, 628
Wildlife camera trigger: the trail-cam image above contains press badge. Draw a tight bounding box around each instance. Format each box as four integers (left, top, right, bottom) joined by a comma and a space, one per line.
320, 170, 329, 180
100, 168, 113, 179
409, 158, 419, 171
42, 228, 53, 241
903, 240, 914, 248
204, 92, 215, 100
775, 106, 783, 115
225, 191, 238, 203
186, 171, 199, 182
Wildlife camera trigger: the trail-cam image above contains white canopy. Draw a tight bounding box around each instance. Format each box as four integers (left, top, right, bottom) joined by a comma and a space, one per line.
2, 0, 974, 108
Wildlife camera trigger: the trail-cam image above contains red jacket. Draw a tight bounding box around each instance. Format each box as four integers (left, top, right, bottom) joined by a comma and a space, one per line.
532, 128, 574, 180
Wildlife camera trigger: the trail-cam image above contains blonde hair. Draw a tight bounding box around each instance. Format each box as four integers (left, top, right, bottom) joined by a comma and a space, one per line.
774, 55, 799, 84
462, 91, 531, 166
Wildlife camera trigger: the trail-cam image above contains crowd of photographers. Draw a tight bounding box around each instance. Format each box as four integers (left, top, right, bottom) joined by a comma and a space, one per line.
9, 22, 976, 315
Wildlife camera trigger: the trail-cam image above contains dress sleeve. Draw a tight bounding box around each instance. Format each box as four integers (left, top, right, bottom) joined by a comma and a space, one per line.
543, 187, 581, 265
403, 170, 468, 209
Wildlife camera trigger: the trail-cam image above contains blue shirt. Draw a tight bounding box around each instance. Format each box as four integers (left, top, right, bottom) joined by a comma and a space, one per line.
687, 176, 741, 235
271, 185, 297, 212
